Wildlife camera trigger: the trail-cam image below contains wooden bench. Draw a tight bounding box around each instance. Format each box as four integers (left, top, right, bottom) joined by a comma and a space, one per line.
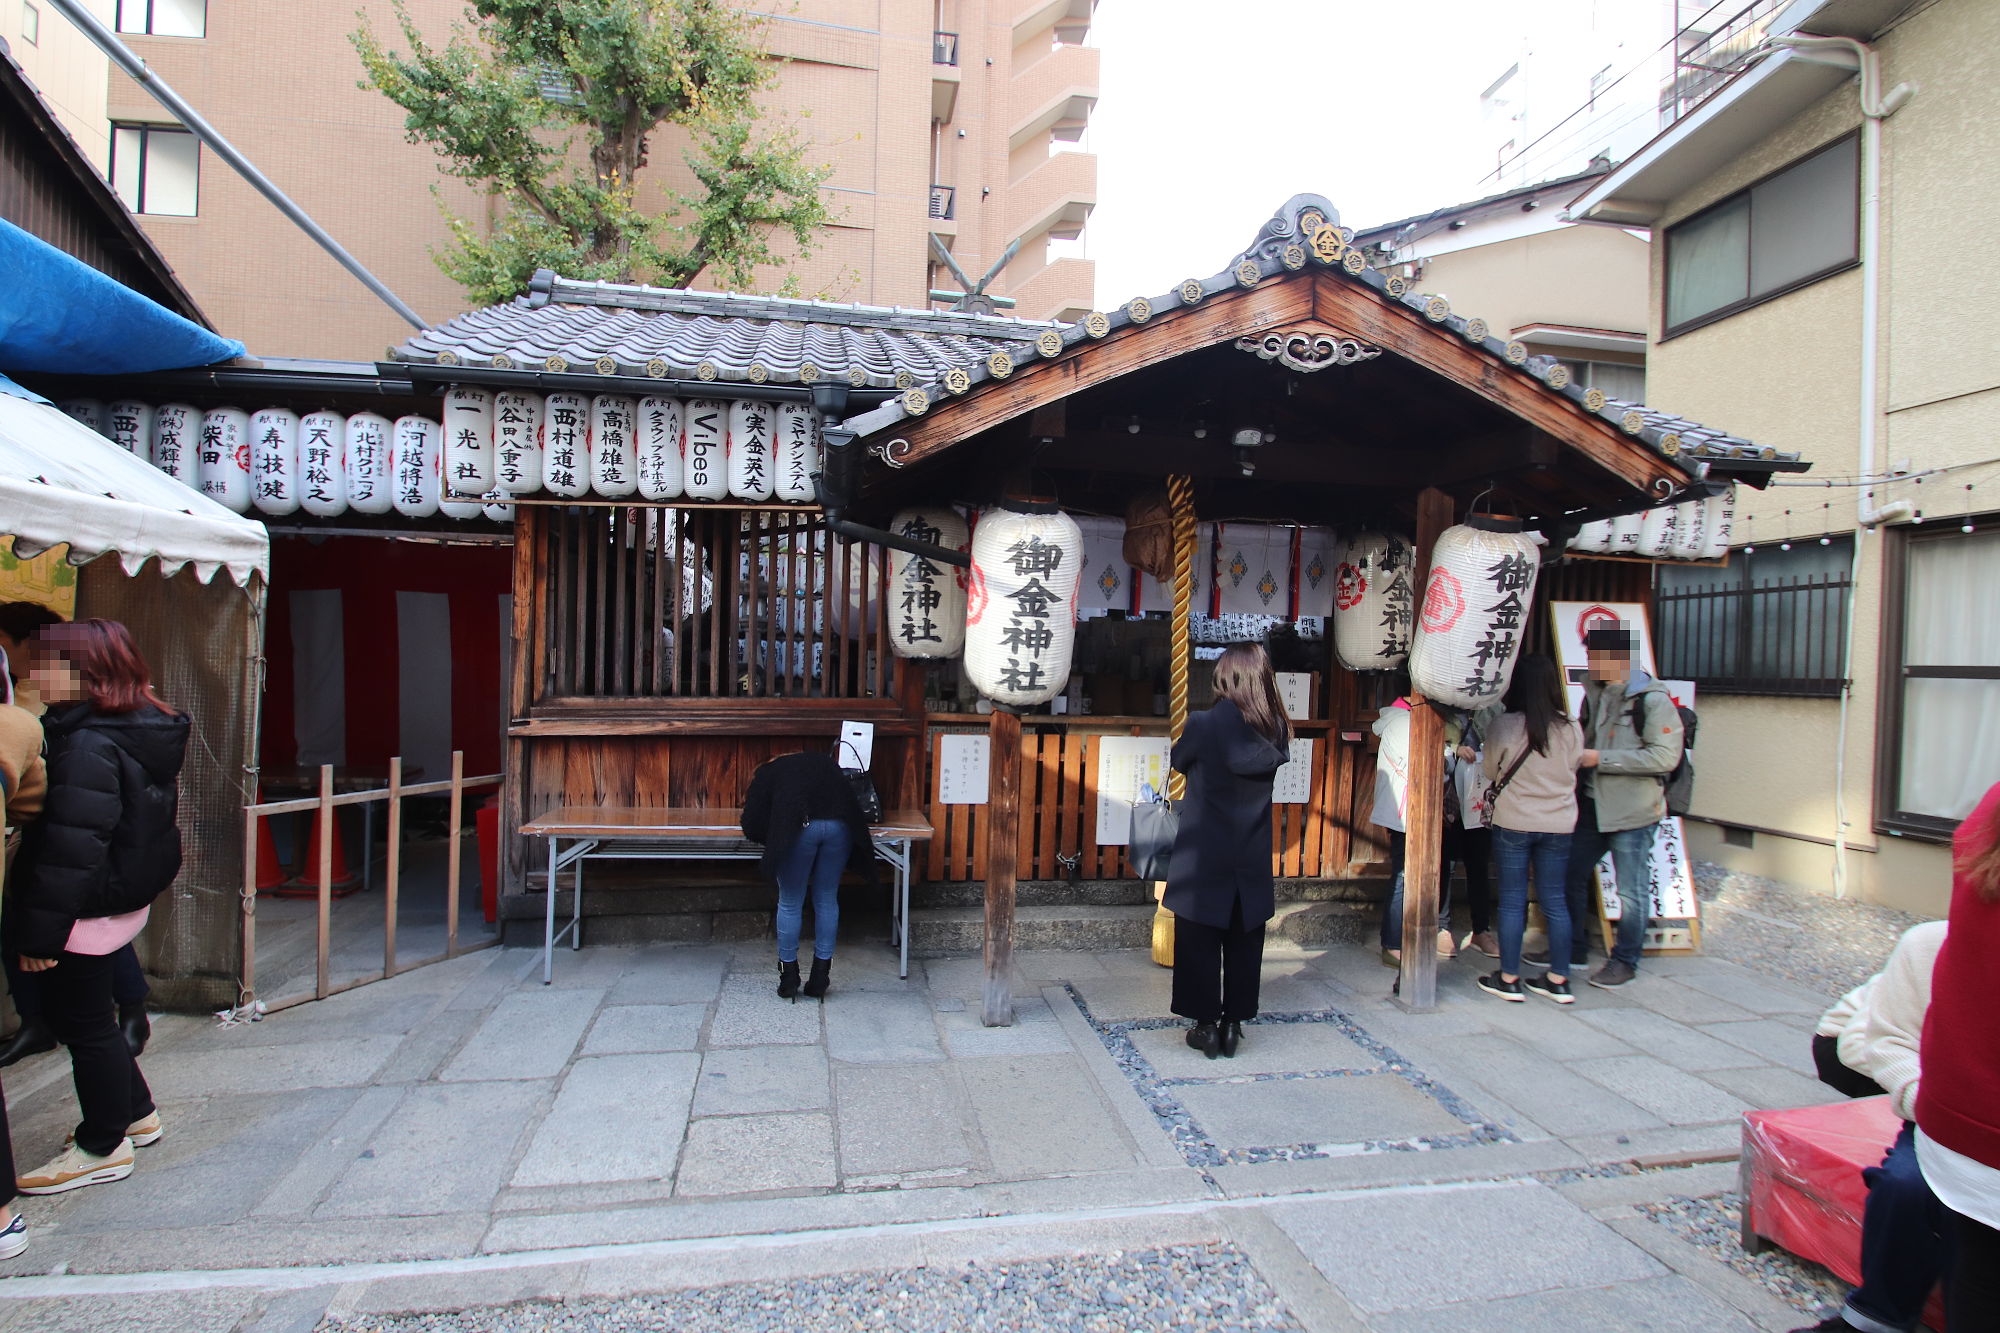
518, 806, 934, 984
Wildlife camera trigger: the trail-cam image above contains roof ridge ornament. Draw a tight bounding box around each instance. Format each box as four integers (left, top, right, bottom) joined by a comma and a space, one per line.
1232, 193, 1342, 271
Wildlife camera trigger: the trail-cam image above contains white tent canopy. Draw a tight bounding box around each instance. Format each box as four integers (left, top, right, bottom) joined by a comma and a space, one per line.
0, 390, 267, 586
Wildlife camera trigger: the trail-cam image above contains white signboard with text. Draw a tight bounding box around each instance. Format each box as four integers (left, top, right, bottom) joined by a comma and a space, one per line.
935, 734, 990, 805
1272, 738, 1316, 805
1596, 815, 1699, 921
1095, 736, 1173, 846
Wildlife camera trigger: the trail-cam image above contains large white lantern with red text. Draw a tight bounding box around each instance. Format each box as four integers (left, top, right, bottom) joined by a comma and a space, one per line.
345, 412, 393, 515
1331, 531, 1415, 672
299, 411, 347, 516
774, 402, 819, 502
1408, 518, 1541, 710
441, 385, 495, 498
198, 407, 252, 513
886, 507, 969, 659
249, 407, 301, 516
964, 504, 1083, 706
150, 403, 200, 486
493, 391, 543, 494
636, 396, 684, 501
391, 415, 442, 518
682, 399, 728, 500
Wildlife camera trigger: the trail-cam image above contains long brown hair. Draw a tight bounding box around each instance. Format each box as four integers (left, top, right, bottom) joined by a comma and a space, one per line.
1211, 643, 1289, 748
32, 619, 173, 716
1957, 783, 2000, 903
1503, 654, 1569, 756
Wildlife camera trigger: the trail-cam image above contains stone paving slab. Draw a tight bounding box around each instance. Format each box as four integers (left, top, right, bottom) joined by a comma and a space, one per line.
513, 1053, 700, 1186
823, 990, 945, 1063
1574, 1008, 1772, 1073
440, 988, 602, 1081
691, 1045, 830, 1117
1666, 970, 1828, 1015
705, 975, 824, 1047
1407, 1034, 1665, 1139
1129, 1022, 1377, 1079
1699, 1017, 1821, 1074
1368, 1272, 1759, 1331
583, 1003, 707, 1055
606, 947, 729, 1006
1177, 1073, 1469, 1152
1272, 1180, 1664, 1313
139, 1034, 404, 1098
832, 1063, 976, 1180
1067, 973, 1177, 1021
1622, 977, 1761, 1026
675, 1111, 838, 1195
959, 1053, 1138, 1179
317, 1080, 547, 1218
1571, 1055, 1755, 1126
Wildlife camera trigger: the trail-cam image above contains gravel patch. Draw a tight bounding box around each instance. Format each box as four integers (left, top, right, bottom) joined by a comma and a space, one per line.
322, 1243, 1302, 1332
1636, 1190, 1848, 1318
1694, 861, 1932, 1002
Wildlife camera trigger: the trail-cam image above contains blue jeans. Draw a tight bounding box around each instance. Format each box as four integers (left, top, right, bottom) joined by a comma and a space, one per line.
1564, 803, 1656, 967
1490, 826, 1573, 978
1379, 830, 1454, 951
776, 819, 848, 963
1844, 1121, 1949, 1333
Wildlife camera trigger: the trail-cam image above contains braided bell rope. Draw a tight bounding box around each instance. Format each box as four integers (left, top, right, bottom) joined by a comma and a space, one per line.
1167, 474, 1195, 800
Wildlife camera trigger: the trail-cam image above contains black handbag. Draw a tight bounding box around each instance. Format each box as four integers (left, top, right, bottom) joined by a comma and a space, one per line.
837, 740, 882, 823
1128, 797, 1180, 882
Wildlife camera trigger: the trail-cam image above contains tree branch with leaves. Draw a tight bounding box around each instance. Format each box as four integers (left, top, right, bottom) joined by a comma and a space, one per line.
353, 0, 834, 305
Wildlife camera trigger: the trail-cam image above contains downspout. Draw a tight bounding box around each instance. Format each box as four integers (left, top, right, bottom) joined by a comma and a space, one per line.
813, 406, 971, 568
1762, 34, 1914, 898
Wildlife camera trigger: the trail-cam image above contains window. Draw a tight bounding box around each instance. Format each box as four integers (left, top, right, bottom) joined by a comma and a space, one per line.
20, 2, 37, 45
1664, 134, 1858, 335
114, 0, 203, 36
1557, 360, 1646, 403
1657, 536, 1853, 696
1880, 521, 2000, 837
109, 124, 198, 216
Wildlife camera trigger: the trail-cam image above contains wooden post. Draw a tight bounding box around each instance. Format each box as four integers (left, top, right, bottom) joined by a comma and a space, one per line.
982, 705, 1022, 1027
445, 750, 465, 957
240, 805, 259, 1011
1399, 487, 1456, 1011
315, 763, 334, 1001
383, 757, 403, 977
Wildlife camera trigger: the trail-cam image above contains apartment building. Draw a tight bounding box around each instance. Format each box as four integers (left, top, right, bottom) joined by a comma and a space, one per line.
1569, 0, 2000, 914
0, 0, 112, 168
82, 0, 1097, 359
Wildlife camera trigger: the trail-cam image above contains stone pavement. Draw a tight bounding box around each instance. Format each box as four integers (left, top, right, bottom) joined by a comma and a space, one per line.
0, 932, 1852, 1330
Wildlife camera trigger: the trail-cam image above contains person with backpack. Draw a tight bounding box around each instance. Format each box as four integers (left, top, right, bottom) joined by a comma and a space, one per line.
1559, 624, 1683, 989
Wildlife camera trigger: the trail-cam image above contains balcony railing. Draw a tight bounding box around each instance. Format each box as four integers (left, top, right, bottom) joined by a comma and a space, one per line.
1660, 0, 1787, 127
928, 185, 956, 221
934, 30, 958, 65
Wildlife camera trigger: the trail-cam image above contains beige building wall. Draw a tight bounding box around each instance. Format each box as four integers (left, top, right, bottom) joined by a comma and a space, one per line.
1420, 224, 1651, 351
109, 0, 1097, 360
3, 0, 113, 169
1644, 0, 2000, 915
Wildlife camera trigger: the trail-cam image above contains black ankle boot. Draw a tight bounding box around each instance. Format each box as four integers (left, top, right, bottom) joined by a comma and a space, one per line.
119, 1004, 151, 1058
777, 961, 801, 1002
802, 956, 832, 1000
1219, 1021, 1243, 1058
0, 1017, 57, 1068
1185, 1022, 1222, 1059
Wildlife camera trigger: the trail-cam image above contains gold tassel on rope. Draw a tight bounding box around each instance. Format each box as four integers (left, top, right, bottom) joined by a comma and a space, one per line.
1153, 475, 1196, 967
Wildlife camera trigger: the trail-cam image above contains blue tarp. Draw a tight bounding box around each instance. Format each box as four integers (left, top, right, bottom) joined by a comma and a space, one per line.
0, 217, 242, 383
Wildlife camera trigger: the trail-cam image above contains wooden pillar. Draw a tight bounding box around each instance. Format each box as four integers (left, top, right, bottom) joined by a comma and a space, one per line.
502, 507, 540, 900
982, 705, 1022, 1027
1399, 487, 1456, 1011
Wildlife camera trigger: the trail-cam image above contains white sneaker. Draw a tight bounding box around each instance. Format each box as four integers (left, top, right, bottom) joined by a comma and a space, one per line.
17, 1138, 135, 1195
1435, 929, 1457, 958
0, 1212, 25, 1261
65, 1112, 163, 1149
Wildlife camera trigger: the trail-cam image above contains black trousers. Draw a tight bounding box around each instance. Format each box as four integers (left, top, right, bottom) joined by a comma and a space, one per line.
1445, 823, 1492, 934
1945, 1207, 2000, 1331
0, 1071, 14, 1209
5, 942, 147, 1022
1171, 899, 1265, 1023
41, 951, 154, 1157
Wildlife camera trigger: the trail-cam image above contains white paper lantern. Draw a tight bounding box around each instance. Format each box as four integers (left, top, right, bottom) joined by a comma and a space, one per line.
964, 504, 1084, 706
635, 395, 684, 501
249, 407, 301, 516
150, 403, 200, 487
198, 407, 253, 513
774, 402, 820, 502
589, 394, 638, 498
1408, 519, 1541, 710
441, 385, 495, 498
391, 415, 442, 518
345, 412, 393, 515
481, 486, 514, 523
887, 507, 969, 659
494, 391, 543, 494
726, 399, 776, 501
1637, 502, 1681, 558
298, 411, 347, 516
1607, 511, 1644, 557
1569, 519, 1615, 554
1331, 531, 1415, 671
681, 398, 728, 500
1699, 485, 1736, 560
60, 399, 106, 436
106, 401, 152, 455
540, 393, 590, 498
1668, 499, 1707, 560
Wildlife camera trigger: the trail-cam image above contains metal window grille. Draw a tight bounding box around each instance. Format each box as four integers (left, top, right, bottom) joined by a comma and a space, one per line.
1662, 0, 1787, 127
1657, 551, 1853, 697
928, 185, 956, 221
536, 505, 892, 701
933, 30, 958, 65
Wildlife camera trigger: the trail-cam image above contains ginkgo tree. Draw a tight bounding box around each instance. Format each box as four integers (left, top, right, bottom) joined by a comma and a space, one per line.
353, 0, 834, 304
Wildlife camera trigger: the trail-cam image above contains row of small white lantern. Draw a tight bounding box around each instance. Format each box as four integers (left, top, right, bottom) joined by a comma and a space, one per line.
1569, 488, 1735, 561
58, 392, 823, 518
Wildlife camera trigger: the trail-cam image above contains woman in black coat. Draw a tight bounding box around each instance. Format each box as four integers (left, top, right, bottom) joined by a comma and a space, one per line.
740, 751, 876, 1002
12, 620, 186, 1196
1165, 643, 1291, 1059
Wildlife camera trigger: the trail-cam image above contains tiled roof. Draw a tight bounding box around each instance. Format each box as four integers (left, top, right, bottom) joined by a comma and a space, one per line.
390, 271, 1058, 392
839, 193, 1799, 477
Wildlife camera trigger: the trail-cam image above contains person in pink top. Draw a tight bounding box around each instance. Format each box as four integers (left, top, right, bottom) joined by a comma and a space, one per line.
10, 621, 187, 1197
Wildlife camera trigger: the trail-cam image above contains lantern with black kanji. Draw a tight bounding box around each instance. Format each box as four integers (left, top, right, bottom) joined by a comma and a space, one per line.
636, 395, 684, 500
1667, 498, 1707, 560
198, 407, 252, 513
964, 503, 1084, 706
441, 385, 495, 498
1408, 517, 1541, 710
726, 399, 775, 501
390, 415, 442, 518
540, 393, 590, 499
682, 398, 728, 500
1570, 519, 1614, 554
494, 390, 543, 494
299, 410, 347, 516
1331, 531, 1415, 671
59, 399, 106, 436
886, 507, 969, 659
106, 401, 151, 456
774, 402, 820, 502
1698, 485, 1736, 559
590, 395, 638, 498
150, 403, 200, 487
249, 406, 301, 517
1638, 501, 1682, 558
345, 412, 393, 514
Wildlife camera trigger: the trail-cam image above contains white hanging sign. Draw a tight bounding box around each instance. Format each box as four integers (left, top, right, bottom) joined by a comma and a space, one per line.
726, 399, 775, 500
391, 415, 442, 518
249, 406, 301, 516
345, 412, 393, 515
682, 398, 728, 500
1272, 737, 1316, 804
299, 411, 347, 516
636, 395, 684, 501
836, 719, 875, 772
774, 402, 820, 502
493, 391, 543, 494
935, 734, 991, 805
481, 487, 514, 523
150, 403, 200, 486
541, 393, 589, 498
589, 395, 638, 498
441, 385, 496, 497
198, 407, 252, 513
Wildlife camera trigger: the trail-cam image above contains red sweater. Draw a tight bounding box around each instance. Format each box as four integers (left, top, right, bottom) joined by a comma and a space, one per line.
1914, 781, 2000, 1168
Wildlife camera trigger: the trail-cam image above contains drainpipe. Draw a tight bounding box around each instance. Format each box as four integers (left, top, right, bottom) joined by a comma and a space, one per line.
813, 414, 971, 568
1761, 34, 1914, 898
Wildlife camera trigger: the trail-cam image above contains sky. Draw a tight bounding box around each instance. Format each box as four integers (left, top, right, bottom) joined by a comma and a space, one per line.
1084, 0, 1550, 308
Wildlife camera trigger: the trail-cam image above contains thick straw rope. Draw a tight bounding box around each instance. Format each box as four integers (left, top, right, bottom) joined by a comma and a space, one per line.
1167, 475, 1195, 798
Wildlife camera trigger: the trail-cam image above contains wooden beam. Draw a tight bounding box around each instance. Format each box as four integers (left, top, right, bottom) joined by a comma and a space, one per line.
983, 706, 1023, 1027
1399, 486, 1456, 1012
